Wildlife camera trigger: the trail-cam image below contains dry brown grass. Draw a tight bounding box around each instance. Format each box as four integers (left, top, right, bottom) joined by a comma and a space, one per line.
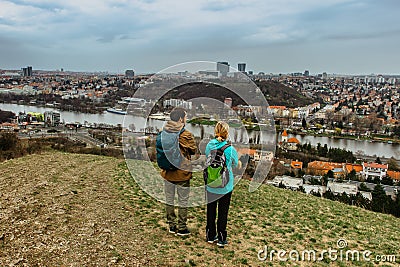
0, 152, 399, 266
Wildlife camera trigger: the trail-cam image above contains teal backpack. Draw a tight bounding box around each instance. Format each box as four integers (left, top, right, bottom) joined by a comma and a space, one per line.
203, 144, 230, 188
156, 128, 185, 170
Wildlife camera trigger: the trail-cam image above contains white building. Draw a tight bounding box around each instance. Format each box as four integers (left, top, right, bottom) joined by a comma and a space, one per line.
121, 97, 146, 106
362, 162, 388, 180
327, 182, 358, 196
163, 99, 193, 110
44, 111, 61, 126
297, 107, 309, 118
360, 191, 372, 201
267, 176, 303, 190
303, 185, 326, 195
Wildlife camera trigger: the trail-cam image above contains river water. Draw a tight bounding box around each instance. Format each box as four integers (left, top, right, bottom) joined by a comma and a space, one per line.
1, 103, 399, 159
292, 135, 400, 159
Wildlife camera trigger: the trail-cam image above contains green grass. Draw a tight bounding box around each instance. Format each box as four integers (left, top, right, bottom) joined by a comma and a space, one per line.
115, 159, 400, 266
0, 152, 398, 266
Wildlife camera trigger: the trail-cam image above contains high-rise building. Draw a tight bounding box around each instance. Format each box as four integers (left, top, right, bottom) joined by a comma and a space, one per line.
238, 63, 246, 72
125, 70, 135, 77
27, 66, 32, 76
217, 62, 229, 77
21, 66, 33, 77
22, 67, 27, 76
304, 70, 310, 77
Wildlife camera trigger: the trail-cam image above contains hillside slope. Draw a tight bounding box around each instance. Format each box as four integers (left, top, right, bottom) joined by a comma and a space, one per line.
163, 81, 314, 108
257, 80, 315, 107
0, 152, 399, 266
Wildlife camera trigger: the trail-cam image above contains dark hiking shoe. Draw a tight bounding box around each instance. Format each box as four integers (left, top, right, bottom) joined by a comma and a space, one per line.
207, 236, 218, 243
217, 240, 228, 247
169, 226, 177, 234
176, 228, 191, 236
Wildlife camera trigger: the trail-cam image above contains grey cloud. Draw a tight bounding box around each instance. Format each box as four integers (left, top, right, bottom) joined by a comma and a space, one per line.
201, 1, 241, 12
326, 29, 400, 41
0, 36, 20, 46
0, 36, 32, 67
1, 0, 400, 73
119, 35, 139, 40
96, 36, 117, 43
4, 0, 64, 12
0, 17, 14, 26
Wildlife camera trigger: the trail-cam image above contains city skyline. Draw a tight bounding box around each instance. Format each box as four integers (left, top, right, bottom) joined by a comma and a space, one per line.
0, 0, 399, 74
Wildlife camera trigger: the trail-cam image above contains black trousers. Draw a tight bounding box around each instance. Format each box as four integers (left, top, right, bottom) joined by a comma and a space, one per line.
206, 191, 232, 241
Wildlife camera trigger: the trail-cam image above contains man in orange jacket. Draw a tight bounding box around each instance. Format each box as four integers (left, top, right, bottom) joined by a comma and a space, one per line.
160, 107, 197, 236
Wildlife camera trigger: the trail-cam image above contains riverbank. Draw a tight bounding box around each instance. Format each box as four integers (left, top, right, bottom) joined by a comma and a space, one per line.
2, 103, 399, 159
288, 129, 400, 145
0, 100, 108, 114
188, 118, 256, 129
190, 120, 400, 145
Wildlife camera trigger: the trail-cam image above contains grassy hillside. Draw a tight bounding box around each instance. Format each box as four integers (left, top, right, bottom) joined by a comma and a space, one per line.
0, 152, 399, 266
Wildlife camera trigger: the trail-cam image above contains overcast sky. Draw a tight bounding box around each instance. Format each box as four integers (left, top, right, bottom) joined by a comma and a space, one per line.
0, 0, 399, 74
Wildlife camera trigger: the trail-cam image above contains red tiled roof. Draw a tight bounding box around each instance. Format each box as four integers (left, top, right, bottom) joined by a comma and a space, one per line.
287, 137, 300, 144
308, 161, 334, 171
308, 161, 345, 171
291, 161, 303, 169
387, 171, 400, 181
363, 162, 388, 169
345, 164, 363, 173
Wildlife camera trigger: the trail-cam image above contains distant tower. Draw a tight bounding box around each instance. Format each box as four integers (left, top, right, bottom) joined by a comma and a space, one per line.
322, 72, 328, 80
304, 70, 310, 77
125, 70, 135, 77
22, 66, 33, 77
27, 66, 32, 76
217, 62, 229, 77
282, 129, 288, 142
238, 63, 246, 72
21, 67, 28, 77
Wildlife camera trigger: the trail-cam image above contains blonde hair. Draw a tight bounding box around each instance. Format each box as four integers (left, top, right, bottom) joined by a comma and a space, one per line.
214, 121, 229, 142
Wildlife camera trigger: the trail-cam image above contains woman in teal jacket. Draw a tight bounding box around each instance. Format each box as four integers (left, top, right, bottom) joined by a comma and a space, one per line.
205, 121, 241, 247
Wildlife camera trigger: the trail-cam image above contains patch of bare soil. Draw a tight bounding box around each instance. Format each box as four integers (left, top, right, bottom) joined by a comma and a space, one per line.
0, 152, 154, 266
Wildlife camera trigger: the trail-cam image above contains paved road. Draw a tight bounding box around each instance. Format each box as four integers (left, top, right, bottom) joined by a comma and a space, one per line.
18, 129, 105, 147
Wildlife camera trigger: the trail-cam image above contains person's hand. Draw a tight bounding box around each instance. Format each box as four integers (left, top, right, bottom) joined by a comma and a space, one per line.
237, 160, 242, 170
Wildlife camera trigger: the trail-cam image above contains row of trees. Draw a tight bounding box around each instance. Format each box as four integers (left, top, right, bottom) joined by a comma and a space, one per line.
0, 132, 42, 161
0, 109, 15, 123
300, 142, 356, 163
0, 132, 123, 161
321, 184, 400, 217
287, 183, 400, 218
392, 126, 400, 138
